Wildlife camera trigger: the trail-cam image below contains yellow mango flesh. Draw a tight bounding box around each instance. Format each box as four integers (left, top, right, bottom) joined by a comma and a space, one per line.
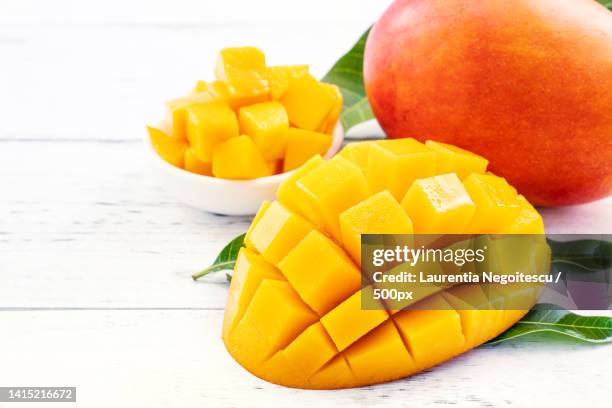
147, 126, 188, 168
184, 147, 212, 176
214, 46, 270, 102
278, 230, 361, 315
339, 190, 413, 265
212, 135, 270, 180
281, 74, 337, 131
366, 138, 437, 200
186, 101, 239, 162
294, 156, 369, 241
266, 65, 309, 100
239, 101, 289, 161
223, 138, 546, 389
425, 140, 488, 180
283, 128, 332, 172
401, 173, 476, 234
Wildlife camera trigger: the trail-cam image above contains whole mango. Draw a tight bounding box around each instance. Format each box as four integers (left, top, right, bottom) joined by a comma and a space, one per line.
364, 0, 612, 206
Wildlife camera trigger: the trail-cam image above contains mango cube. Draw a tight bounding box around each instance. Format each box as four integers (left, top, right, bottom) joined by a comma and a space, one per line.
184, 147, 212, 176
317, 84, 343, 134
214, 47, 270, 109
223, 248, 285, 334
283, 322, 338, 378
245, 201, 314, 266
266, 65, 309, 100
215, 46, 266, 77
320, 286, 389, 351
400, 173, 476, 234
186, 101, 239, 162
239, 101, 289, 160
278, 230, 361, 315
283, 128, 332, 172
212, 135, 271, 180
245, 201, 271, 250
508, 195, 545, 234
231, 279, 318, 365
276, 155, 324, 215
281, 74, 337, 131
426, 140, 488, 180
338, 141, 375, 170
366, 138, 437, 200
344, 320, 416, 384
147, 126, 188, 168
392, 295, 465, 368
463, 174, 521, 233
295, 156, 370, 240
340, 191, 414, 265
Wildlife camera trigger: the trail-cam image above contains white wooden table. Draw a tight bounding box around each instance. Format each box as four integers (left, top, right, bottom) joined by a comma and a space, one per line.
1, 1, 611, 406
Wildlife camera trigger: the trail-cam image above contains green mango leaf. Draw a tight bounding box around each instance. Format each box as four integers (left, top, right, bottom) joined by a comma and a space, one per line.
548, 238, 612, 271
192, 233, 245, 281
487, 305, 612, 345
322, 28, 374, 132
598, 1, 612, 11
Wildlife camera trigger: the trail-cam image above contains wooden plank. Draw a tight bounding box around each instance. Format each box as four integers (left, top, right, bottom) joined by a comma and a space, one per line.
0, 309, 610, 407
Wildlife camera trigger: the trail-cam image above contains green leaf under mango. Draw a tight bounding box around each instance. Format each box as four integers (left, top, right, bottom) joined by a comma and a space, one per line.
487, 305, 612, 345
322, 28, 374, 132
192, 233, 245, 281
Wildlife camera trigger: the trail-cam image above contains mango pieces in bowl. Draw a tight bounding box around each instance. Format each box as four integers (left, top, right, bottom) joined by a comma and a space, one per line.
147, 47, 343, 180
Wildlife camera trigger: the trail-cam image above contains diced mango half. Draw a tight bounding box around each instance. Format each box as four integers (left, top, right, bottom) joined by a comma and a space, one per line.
223, 138, 546, 389
212, 135, 270, 180
147, 126, 188, 168
281, 74, 337, 131
426, 140, 488, 180
184, 147, 212, 176
239, 101, 289, 160
295, 156, 369, 240
279, 230, 361, 315
283, 128, 332, 172
186, 101, 239, 162
266, 65, 309, 100
366, 138, 437, 200
340, 191, 413, 265
401, 173, 476, 234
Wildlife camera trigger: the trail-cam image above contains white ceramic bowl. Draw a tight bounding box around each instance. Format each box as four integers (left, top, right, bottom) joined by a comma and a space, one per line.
144, 122, 344, 215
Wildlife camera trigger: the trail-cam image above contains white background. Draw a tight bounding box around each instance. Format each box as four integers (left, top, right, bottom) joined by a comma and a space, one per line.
1, 0, 611, 407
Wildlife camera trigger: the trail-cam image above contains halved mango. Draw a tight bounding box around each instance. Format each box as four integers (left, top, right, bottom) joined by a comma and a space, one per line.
223, 138, 546, 389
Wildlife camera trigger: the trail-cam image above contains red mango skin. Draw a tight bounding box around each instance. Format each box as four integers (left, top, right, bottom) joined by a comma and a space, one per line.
364, 0, 612, 206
